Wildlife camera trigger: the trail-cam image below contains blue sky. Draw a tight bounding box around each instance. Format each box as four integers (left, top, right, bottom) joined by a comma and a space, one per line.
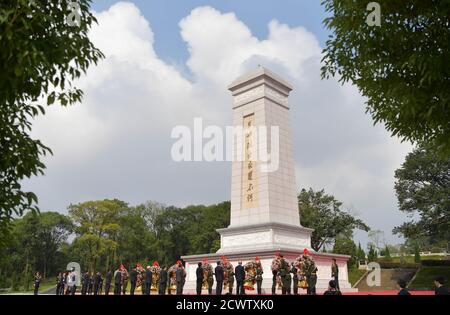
92, 0, 329, 68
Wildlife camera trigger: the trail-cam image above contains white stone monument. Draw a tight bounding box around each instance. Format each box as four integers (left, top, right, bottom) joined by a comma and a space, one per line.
182, 67, 355, 294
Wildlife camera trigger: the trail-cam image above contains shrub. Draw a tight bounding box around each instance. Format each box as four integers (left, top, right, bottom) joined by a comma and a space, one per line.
421, 260, 450, 267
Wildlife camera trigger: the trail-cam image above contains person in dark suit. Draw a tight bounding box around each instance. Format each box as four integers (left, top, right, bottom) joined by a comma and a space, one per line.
323, 280, 342, 295
104, 270, 112, 295
196, 262, 204, 295
396, 279, 411, 295
435, 276, 450, 295
88, 272, 94, 295
291, 265, 299, 295
235, 261, 245, 295
114, 268, 122, 295
93, 272, 102, 295
129, 268, 137, 295
144, 266, 152, 295
81, 272, 89, 295
215, 261, 224, 295
159, 266, 168, 295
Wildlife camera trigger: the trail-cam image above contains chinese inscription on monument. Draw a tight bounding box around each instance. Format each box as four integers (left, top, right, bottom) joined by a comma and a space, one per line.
241, 114, 258, 210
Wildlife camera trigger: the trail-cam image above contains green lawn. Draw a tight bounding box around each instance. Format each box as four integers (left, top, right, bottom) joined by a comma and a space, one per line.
409, 266, 450, 290
348, 269, 367, 286
0, 278, 55, 295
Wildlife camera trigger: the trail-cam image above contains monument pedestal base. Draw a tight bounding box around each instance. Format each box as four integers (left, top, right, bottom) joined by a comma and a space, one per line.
216, 223, 314, 254
181, 248, 357, 295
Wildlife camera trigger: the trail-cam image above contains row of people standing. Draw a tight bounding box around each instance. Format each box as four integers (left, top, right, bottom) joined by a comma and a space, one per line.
194, 256, 340, 295
81, 272, 103, 295
195, 261, 247, 295
55, 268, 78, 295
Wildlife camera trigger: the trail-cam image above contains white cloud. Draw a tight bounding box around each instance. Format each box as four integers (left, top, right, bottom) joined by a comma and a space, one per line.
24, 2, 412, 246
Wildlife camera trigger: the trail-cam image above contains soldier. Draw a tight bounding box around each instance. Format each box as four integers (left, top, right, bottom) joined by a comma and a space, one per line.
144, 266, 152, 295
159, 266, 168, 295
121, 268, 129, 295
285, 271, 292, 295
114, 267, 122, 295
279, 255, 290, 295
227, 267, 234, 295
331, 258, 339, 291
104, 270, 112, 295
207, 265, 214, 295
176, 261, 186, 295
291, 264, 299, 295
255, 258, 263, 295
33, 271, 42, 295
306, 265, 318, 295
196, 262, 203, 295
129, 268, 137, 295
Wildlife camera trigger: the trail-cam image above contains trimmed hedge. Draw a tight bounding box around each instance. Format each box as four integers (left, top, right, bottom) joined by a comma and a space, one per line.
378, 261, 419, 269
421, 259, 450, 266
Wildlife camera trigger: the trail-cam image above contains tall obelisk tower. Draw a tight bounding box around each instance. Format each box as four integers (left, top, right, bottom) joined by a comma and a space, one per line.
217, 67, 313, 254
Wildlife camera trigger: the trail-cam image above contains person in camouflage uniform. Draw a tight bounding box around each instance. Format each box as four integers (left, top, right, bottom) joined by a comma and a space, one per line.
279, 255, 290, 295
207, 266, 214, 295
255, 258, 264, 295
227, 268, 234, 295
303, 255, 317, 295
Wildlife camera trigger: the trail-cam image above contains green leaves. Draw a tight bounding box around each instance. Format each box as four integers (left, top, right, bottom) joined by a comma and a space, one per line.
321, 0, 450, 155
298, 188, 370, 251
393, 146, 450, 245
0, 0, 104, 245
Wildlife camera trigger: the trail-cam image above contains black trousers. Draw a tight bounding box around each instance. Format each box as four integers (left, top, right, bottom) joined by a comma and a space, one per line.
196, 280, 203, 295
70, 285, 77, 295
176, 281, 183, 295
105, 283, 111, 295
114, 283, 121, 295
93, 285, 99, 295
208, 280, 213, 295
228, 281, 234, 294
144, 282, 151, 295
272, 276, 277, 294
34, 283, 40, 295
56, 284, 61, 295
256, 279, 262, 295
307, 275, 317, 295
158, 283, 166, 295
130, 281, 136, 295
334, 276, 340, 290
216, 281, 223, 295
236, 280, 244, 295
293, 278, 298, 295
